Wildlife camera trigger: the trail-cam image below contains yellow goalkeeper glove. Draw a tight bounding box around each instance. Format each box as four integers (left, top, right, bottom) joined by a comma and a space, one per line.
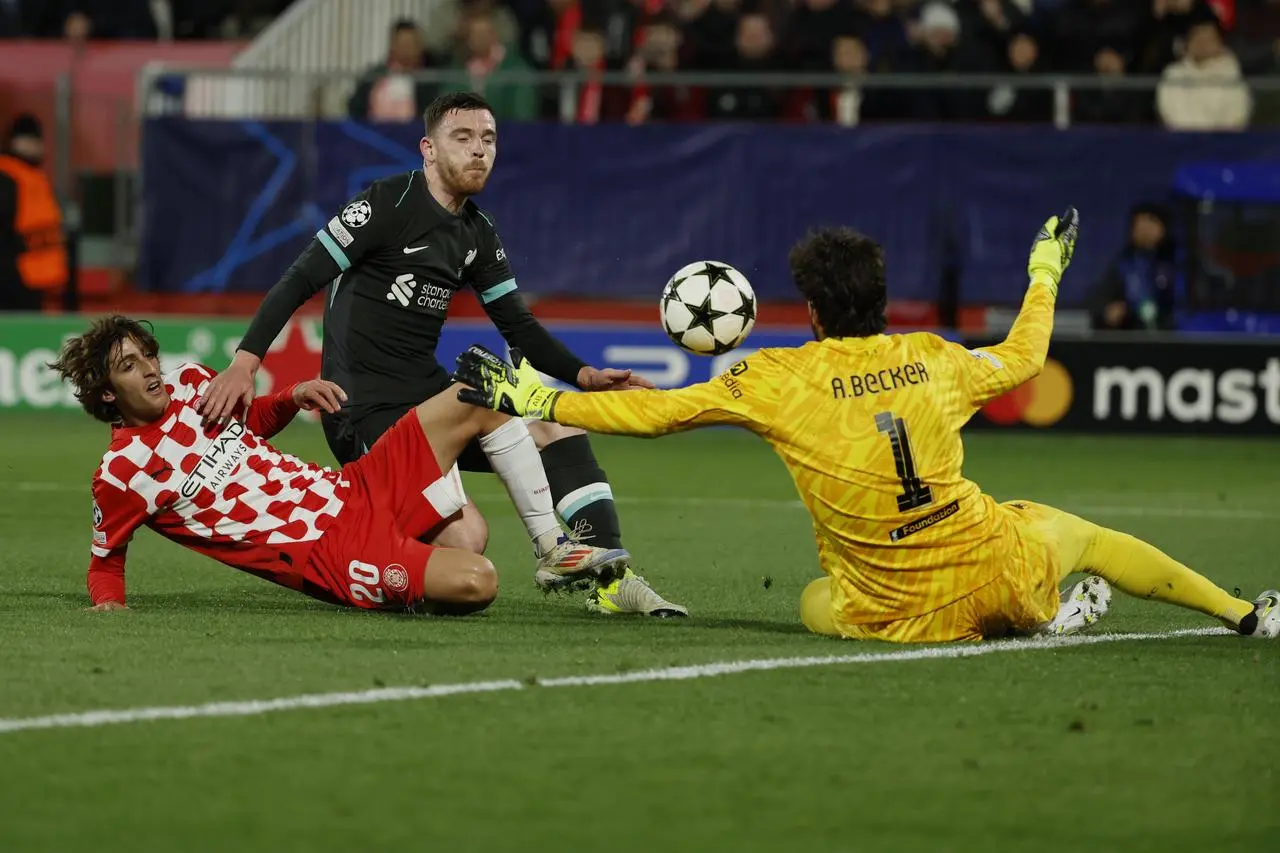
1027, 206, 1079, 296
454, 345, 562, 421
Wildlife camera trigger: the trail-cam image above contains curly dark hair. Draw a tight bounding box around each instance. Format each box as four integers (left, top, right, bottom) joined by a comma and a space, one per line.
788, 227, 887, 338
47, 314, 160, 423
423, 91, 494, 135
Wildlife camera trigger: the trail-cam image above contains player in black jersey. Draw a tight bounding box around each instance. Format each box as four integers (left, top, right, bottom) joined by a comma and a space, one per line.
199, 92, 686, 616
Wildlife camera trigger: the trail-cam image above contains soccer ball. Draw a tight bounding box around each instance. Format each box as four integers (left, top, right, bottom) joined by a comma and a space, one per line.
660, 261, 757, 355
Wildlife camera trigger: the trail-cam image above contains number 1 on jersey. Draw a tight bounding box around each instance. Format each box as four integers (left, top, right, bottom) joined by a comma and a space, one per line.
875, 411, 934, 512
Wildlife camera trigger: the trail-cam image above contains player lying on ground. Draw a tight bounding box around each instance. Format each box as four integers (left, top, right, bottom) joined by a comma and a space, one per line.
452, 209, 1279, 642
48, 315, 620, 614
196, 92, 684, 618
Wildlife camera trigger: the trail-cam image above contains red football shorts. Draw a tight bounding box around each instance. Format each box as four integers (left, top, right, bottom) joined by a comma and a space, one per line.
302, 412, 447, 610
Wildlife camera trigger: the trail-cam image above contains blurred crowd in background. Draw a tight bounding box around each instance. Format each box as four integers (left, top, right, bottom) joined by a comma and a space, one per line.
5, 1, 1280, 128
0, 1, 293, 40
2, 0, 1276, 331
361, 0, 1279, 129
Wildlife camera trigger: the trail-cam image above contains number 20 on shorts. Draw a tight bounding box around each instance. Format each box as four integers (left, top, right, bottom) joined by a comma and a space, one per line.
348, 560, 386, 604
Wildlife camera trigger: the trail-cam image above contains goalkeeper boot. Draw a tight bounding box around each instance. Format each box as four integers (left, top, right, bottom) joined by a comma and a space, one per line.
1236, 590, 1280, 639
1041, 576, 1111, 637
587, 567, 689, 618
534, 535, 630, 592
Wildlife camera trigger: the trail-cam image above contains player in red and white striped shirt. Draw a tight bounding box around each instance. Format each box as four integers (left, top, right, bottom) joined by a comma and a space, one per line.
48, 315, 568, 614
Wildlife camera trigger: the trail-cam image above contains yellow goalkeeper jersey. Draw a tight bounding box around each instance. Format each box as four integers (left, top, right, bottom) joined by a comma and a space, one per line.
553, 284, 1057, 627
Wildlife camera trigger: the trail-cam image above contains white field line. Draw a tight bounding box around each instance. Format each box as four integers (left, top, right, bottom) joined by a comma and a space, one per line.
0, 627, 1230, 736
15, 481, 1279, 521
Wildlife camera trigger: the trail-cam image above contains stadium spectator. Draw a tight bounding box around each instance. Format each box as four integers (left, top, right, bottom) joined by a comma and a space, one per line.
442, 10, 538, 120
1234, 0, 1280, 42
1138, 0, 1223, 73
575, 0, 661, 66
63, 8, 91, 42
509, 0, 572, 68
0, 0, 65, 37
46, 0, 176, 40
1156, 13, 1252, 129
954, 0, 1029, 68
984, 30, 1055, 122
786, 0, 858, 71
625, 14, 706, 123
348, 19, 443, 123
1232, 0, 1280, 71
1030, 0, 1070, 18
14, 0, 284, 40
562, 26, 632, 122
706, 13, 786, 120
810, 31, 898, 123
1209, 0, 1237, 27
1232, 0, 1280, 122
1088, 203, 1179, 331
851, 0, 911, 67
897, 3, 987, 120
506, 0, 578, 116
822, 33, 872, 124
435, 0, 520, 62
1052, 0, 1143, 70
1074, 44, 1157, 124
682, 0, 744, 69
0, 115, 68, 312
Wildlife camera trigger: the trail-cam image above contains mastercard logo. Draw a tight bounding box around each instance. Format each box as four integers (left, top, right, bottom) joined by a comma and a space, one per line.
981, 358, 1073, 427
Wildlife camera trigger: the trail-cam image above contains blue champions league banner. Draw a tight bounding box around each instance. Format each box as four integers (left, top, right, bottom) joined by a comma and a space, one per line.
0, 313, 958, 413
140, 120, 1280, 306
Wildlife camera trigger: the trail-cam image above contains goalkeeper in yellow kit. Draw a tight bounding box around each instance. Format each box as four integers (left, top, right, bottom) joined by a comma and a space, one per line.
453, 209, 1279, 642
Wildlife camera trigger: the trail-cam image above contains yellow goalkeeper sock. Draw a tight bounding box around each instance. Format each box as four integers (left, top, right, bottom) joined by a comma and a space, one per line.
1080, 527, 1254, 627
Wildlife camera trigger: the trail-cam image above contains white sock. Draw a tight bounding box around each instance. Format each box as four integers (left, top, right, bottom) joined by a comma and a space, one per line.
479, 418, 562, 554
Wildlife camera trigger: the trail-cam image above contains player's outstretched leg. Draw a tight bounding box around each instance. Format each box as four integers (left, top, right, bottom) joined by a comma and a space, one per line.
414, 390, 630, 591
532, 423, 688, 617
1024, 502, 1274, 638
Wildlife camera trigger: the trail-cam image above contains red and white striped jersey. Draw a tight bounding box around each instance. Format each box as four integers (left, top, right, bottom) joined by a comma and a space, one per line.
87, 363, 349, 604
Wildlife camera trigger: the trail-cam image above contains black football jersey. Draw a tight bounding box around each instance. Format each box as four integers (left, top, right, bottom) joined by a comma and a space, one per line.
239, 170, 586, 410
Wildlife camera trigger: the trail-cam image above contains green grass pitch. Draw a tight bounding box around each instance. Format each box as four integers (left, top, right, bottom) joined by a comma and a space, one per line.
0, 412, 1276, 852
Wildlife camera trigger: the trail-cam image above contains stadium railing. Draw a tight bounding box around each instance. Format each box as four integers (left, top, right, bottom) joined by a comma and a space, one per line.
233, 0, 453, 73
137, 65, 1280, 129
226, 0, 455, 117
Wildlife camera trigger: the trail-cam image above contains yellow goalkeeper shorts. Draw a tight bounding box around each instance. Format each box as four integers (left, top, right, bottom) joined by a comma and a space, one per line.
801, 501, 1091, 643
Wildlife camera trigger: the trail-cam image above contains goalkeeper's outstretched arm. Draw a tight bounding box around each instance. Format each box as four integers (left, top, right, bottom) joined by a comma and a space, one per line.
454, 346, 778, 438
950, 208, 1079, 409
552, 381, 756, 437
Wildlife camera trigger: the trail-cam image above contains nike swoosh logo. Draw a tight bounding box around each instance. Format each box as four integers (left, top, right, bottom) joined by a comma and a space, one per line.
403, 245, 429, 254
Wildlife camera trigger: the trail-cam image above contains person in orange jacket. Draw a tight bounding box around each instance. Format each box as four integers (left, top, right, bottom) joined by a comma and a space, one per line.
0, 114, 68, 312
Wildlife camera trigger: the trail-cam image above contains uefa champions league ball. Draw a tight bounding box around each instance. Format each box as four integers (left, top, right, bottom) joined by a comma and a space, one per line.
660, 261, 757, 355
